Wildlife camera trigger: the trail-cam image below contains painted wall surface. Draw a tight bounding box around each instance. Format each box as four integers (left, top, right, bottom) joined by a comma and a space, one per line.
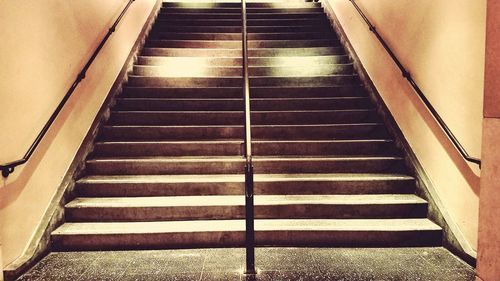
477, 1, 500, 279
328, 0, 485, 251
0, 0, 156, 267
0, 243, 3, 281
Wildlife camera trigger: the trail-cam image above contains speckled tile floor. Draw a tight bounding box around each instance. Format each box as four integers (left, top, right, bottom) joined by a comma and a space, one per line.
16, 247, 475, 281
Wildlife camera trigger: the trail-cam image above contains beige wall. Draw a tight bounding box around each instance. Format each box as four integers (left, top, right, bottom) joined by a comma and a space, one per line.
328, 0, 485, 251
0, 0, 156, 267
477, 1, 500, 279
0, 242, 3, 281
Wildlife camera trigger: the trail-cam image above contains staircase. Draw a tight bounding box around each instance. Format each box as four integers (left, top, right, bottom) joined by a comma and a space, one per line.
52, 1, 442, 250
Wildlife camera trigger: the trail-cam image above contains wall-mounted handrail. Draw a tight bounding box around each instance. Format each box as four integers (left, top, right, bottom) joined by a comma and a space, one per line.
241, 0, 256, 275
349, 0, 481, 167
0, 0, 135, 178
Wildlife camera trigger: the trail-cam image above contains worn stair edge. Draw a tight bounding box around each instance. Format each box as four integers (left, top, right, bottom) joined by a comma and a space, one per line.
121, 85, 365, 98
136, 55, 350, 66
75, 173, 416, 196
97, 123, 388, 141
141, 46, 345, 56
51, 219, 442, 250
85, 156, 407, 175
65, 194, 428, 221
131, 64, 353, 77
91, 139, 398, 157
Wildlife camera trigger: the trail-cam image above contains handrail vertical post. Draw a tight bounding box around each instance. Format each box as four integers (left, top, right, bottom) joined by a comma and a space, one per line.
241, 0, 256, 275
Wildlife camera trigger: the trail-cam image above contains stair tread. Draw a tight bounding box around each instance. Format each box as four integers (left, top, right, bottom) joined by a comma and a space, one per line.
117, 97, 363, 101
95, 139, 394, 144
129, 74, 358, 77
136, 56, 349, 66
133, 64, 353, 69
111, 109, 373, 113
77, 173, 415, 184
143, 46, 342, 50
123, 85, 361, 90
88, 155, 403, 161
52, 219, 441, 235
147, 39, 335, 42
103, 123, 382, 128
66, 194, 427, 209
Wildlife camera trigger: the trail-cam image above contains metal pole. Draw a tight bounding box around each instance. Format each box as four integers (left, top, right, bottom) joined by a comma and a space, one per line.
241, 0, 256, 275
245, 158, 255, 274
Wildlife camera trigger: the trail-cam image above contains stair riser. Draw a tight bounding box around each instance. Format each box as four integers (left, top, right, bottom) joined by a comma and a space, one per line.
158, 13, 326, 20
137, 56, 350, 67
108, 111, 378, 126
86, 160, 244, 175
92, 141, 396, 157
114, 98, 368, 111
122, 86, 364, 98
142, 47, 344, 57
152, 25, 332, 33
162, 3, 322, 8
154, 19, 330, 27
86, 159, 406, 175
52, 230, 441, 251
254, 159, 406, 174
75, 179, 415, 197
145, 39, 339, 48
132, 65, 352, 77
66, 204, 428, 222
127, 76, 359, 87
98, 124, 388, 141
149, 31, 336, 41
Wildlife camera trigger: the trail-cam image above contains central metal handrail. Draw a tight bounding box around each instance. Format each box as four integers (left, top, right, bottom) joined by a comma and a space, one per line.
241, 0, 256, 275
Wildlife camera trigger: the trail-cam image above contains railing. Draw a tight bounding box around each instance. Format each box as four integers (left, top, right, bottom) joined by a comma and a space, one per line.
349, 0, 481, 167
0, 0, 135, 178
241, 0, 256, 275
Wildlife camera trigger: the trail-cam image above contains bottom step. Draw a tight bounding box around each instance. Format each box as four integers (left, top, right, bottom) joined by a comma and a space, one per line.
52, 219, 442, 250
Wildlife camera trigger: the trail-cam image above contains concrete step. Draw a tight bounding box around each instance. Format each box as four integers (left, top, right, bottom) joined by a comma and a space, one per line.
114, 97, 368, 111
85, 156, 406, 175
75, 173, 416, 197
145, 39, 339, 48
65, 194, 428, 222
91, 139, 397, 157
152, 25, 332, 33
51, 219, 442, 250
136, 55, 351, 67
122, 86, 364, 98
127, 75, 359, 87
154, 18, 330, 27
141, 46, 345, 57
98, 123, 388, 141
108, 109, 379, 125
136, 55, 350, 67
149, 31, 337, 41
132, 64, 352, 77
162, 2, 322, 8
158, 12, 326, 20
